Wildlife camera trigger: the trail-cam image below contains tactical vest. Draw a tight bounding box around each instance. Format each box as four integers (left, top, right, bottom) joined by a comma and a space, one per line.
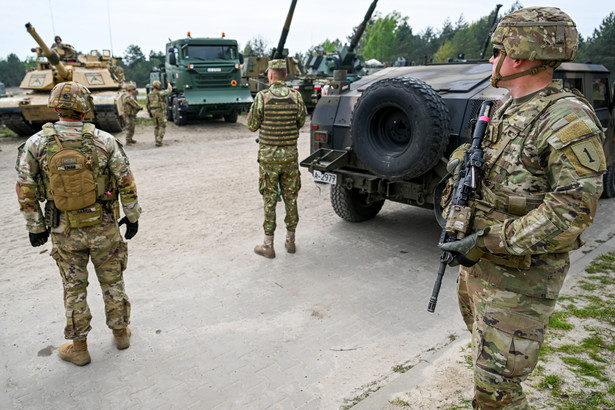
473, 87, 602, 270
43, 123, 117, 228
122, 93, 139, 116
147, 90, 164, 111
258, 89, 300, 146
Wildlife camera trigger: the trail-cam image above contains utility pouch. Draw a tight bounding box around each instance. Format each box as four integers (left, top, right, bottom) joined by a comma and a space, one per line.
44, 200, 60, 228
66, 202, 103, 228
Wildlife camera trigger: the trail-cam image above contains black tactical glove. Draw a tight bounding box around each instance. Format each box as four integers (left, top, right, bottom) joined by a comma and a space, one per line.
438, 228, 490, 267
29, 230, 49, 247
118, 217, 139, 240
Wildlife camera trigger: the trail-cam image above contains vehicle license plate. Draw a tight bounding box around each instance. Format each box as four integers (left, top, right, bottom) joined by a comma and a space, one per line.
313, 170, 337, 185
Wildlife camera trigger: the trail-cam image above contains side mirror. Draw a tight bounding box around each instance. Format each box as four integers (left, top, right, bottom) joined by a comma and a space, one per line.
239, 53, 244, 65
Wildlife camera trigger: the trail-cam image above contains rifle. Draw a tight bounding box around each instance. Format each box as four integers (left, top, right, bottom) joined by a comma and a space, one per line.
427, 100, 493, 313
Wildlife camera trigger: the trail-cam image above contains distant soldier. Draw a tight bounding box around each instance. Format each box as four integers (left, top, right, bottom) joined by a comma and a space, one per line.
122, 83, 143, 145
50, 35, 76, 61
247, 59, 307, 258
16, 81, 142, 366
146, 80, 172, 147
439, 7, 606, 408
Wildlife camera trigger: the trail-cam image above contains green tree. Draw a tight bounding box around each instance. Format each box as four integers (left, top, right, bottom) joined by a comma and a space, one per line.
119, 44, 151, 87
243, 36, 268, 57
361, 11, 400, 63
577, 12, 615, 80
0, 53, 26, 87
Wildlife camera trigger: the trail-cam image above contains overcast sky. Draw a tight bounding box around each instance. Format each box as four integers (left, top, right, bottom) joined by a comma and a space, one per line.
1, 1, 613, 61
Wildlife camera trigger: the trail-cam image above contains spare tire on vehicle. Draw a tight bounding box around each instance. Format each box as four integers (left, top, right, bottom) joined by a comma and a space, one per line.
350, 77, 450, 180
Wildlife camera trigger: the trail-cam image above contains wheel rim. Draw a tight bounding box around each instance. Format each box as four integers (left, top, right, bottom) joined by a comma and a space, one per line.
368, 104, 413, 157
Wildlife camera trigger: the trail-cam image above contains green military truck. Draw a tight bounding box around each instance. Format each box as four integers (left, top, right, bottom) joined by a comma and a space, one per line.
300, 62, 615, 222
149, 34, 253, 125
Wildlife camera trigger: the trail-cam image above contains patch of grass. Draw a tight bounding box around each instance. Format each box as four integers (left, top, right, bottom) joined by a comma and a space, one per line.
561, 356, 608, 382
537, 373, 563, 396
556, 390, 615, 409
0, 126, 17, 138
135, 117, 154, 126
549, 311, 574, 330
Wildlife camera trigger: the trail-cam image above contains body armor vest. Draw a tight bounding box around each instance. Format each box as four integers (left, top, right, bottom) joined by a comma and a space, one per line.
258, 89, 300, 146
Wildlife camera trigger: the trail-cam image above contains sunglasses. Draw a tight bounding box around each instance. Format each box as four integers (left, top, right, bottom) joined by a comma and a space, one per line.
492, 47, 503, 59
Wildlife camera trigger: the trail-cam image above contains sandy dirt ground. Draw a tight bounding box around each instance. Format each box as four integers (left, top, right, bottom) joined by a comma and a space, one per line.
1, 115, 614, 408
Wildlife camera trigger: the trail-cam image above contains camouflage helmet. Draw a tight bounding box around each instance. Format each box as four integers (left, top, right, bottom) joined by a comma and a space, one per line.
48, 81, 92, 113
491, 7, 578, 62
126, 83, 137, 91
152, 80, 162, 89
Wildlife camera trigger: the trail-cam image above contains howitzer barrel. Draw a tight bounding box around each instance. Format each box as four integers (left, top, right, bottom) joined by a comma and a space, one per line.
25, 22, 69, 80
274, 0, 298, 60
349, 0, 378, 51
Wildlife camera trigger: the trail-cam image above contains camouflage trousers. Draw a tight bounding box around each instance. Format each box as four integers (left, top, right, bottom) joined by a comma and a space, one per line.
259, 160, 301, 236
152, 111, 166, 144
50, 213, 130, 340
458, 264, 557, 409
124, 114, 137, 142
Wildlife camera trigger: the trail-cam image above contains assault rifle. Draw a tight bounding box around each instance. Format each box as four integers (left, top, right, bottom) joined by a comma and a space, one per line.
427, 100, 493, 313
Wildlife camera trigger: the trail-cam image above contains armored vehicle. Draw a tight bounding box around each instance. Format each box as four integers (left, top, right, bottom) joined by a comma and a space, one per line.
150, 34, 252, 125
305, 0, 377, 80
0, 23, 127, 135
300, 62, 615, 222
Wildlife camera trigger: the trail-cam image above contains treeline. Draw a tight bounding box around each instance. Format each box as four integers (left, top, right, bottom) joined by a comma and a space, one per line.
1, 6, 614, 87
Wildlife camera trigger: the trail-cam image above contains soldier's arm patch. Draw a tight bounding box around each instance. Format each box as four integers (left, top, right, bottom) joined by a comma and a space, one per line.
564, 137, 606, 175
555, 119, 595, 144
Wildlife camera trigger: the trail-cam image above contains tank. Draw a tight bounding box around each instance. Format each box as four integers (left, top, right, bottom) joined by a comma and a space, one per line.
0, 23, 128, 135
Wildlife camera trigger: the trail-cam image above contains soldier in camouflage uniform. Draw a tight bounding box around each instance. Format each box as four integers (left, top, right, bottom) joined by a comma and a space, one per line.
247, 59, 307, 258
122, 83, 143, 145
147, 80, 172, 147
15, 81, 142, 366
439, 7, 606, 409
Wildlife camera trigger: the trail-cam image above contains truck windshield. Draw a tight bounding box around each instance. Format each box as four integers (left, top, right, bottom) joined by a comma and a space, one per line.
184, 45, 237, 61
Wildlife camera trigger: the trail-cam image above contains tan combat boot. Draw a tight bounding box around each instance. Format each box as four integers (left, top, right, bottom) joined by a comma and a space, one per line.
113, 327, 131, 350
285, 231, 296, 254
59, 338, 91, 366
254, 235, 275, 258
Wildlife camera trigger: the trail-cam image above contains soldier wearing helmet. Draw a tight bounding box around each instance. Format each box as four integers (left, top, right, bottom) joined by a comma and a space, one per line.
122, 82, 143, 145
146, 79, 172, 146
439, 7, 606, 408
15, 81, 142, 366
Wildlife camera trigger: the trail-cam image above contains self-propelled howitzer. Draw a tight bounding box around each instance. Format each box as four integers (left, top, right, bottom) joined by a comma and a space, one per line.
306, 0, 377, 78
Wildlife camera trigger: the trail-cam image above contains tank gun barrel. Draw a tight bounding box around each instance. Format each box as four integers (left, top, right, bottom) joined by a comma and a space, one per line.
480, 4, 503, 59
273, 0, 298, 60
348, 0, 378, 52
25, 22, 70, 80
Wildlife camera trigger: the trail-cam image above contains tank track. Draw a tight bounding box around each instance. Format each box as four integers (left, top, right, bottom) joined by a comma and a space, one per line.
95, 111, 125, 133
0, 113, 38, 135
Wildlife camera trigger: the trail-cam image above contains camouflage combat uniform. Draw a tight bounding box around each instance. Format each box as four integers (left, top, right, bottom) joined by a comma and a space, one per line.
247, 80, 307, 236
122, 89, 143, 144
16, 121, 142, 340
459, 83, 605, 408
147, 82, 172, 146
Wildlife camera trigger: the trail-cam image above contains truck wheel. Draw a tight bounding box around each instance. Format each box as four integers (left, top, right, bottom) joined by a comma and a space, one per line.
172, 98, 187, 126
351, 77, 450, 180
224, 110, 238, 123
602, 164, 615, 198
330, 184, 384, 222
